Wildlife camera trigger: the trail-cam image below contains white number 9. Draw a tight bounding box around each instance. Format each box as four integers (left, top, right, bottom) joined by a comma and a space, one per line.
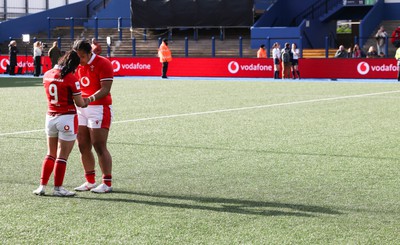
49, 84, 58, 104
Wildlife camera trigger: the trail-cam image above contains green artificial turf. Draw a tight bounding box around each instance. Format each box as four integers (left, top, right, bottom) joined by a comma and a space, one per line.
1, 76, 399, 244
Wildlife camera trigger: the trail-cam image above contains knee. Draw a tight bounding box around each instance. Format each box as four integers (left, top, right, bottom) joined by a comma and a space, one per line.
92, 142, 108, 156
78, 140, 92, 153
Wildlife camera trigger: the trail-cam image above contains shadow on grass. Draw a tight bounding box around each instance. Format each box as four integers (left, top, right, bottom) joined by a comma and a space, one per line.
76, 191, 342, 217
0, 76, 42, 87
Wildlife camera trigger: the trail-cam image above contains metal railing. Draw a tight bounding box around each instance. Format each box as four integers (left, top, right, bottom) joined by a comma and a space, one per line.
5, 31, 395, 59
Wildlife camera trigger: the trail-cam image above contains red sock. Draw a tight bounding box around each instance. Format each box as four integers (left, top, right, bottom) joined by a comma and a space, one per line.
40, 155, 55, 185
103, 175, 112, 187
85, 170, 96, 184
54, 158, 67, 187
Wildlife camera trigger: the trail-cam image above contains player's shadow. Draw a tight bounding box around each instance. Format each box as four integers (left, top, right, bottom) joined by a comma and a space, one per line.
76, 191, 342, 217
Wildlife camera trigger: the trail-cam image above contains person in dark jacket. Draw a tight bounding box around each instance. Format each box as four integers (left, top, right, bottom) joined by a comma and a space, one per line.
48, 41, 62, 68
8, 40, 18, 75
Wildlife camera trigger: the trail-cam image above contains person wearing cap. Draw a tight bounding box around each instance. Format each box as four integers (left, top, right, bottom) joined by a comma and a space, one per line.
158, 38, 172, 79
257, 44, 266, 58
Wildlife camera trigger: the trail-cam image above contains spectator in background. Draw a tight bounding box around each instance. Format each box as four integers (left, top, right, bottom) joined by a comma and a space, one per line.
257, 44, 266, 58
395, 45, 400, 81
375, 26, 388, 56
334, 45, 348, 58
272, 42, 281, 79
8, 40, 18, 75
351, 44, 365, 58
366, 46, 378, 58
281, 42, 293, 79
158, 38, 172, 79
91, 38, 102, 55
347, 47, 353, 58
33, 41, 43, 77
48, 41, 62, 68
291, 43, 300, 79
391, 26, 400, 48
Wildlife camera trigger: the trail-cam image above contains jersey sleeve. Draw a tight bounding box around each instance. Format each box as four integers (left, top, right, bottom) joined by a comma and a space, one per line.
67, 73, 82, 96
99, 58, 114, 82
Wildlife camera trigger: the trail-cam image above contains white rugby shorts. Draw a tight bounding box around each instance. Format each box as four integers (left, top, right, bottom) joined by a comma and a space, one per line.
45, 114, 78, 141
77, 105, 113, 129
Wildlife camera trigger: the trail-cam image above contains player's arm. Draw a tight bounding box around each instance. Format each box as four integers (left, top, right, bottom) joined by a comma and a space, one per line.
73, 94, 88, 108
88, 79, 113, 103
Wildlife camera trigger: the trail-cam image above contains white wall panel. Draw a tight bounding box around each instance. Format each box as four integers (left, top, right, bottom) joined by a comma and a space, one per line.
49, 0, 67, 9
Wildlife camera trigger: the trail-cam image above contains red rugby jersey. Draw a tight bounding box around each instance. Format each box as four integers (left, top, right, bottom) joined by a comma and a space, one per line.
75, 54, 113, 105
43, 67, 81, 115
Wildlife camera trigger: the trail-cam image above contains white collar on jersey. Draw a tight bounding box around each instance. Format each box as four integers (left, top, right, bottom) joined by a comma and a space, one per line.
87, 53, 96, 65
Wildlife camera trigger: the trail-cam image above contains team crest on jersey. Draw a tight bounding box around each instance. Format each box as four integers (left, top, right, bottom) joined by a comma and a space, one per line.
95, 120, 99, 125
64, 125, 70, 131
90, 65, 95, 71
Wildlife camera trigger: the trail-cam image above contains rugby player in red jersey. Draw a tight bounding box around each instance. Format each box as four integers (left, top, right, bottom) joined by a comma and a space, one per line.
33, 50, 88, 197
72, 40, 114, 193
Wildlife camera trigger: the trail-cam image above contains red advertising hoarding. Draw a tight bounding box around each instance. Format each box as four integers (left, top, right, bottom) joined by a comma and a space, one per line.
0, 55, 398, 79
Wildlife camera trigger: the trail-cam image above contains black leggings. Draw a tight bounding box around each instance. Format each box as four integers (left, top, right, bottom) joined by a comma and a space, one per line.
34, 56, 41, 76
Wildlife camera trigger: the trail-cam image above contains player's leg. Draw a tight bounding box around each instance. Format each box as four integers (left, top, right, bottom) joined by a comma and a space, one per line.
90, 127, 113, 193
75, 125, 97, 191
34, 115, 58, 195
33, 136, 57, 195
53, 138, 76, 197
51, 114, 78, 196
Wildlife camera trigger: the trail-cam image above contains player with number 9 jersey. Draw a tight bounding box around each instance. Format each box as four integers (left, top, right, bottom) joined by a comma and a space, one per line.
33, 50, 87, 197
43, 68, 82, 115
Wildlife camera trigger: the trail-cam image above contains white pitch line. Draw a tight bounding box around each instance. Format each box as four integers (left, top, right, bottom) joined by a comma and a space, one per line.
113, 90, 400, 124
0, 129, 44, 136
1, 90, 400, 137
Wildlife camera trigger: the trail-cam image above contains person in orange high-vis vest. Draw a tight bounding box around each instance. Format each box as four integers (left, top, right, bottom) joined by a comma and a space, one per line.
257, 44, 266, 58
158, 38, 172, 78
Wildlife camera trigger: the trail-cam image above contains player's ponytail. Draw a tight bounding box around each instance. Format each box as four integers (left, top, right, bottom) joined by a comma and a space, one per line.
58, 50, 80, 78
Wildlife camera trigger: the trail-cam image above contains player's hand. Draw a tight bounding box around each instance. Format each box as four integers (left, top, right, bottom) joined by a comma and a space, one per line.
81, 97, 90, 108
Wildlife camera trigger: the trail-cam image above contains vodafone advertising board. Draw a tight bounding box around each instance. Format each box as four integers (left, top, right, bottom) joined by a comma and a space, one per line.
0, 55, 397, 79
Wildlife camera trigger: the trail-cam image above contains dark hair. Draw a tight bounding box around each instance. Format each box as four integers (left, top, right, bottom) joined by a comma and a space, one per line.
260, 44, 265, 48
73, 39, 92, 54
58, 50, 80, 78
